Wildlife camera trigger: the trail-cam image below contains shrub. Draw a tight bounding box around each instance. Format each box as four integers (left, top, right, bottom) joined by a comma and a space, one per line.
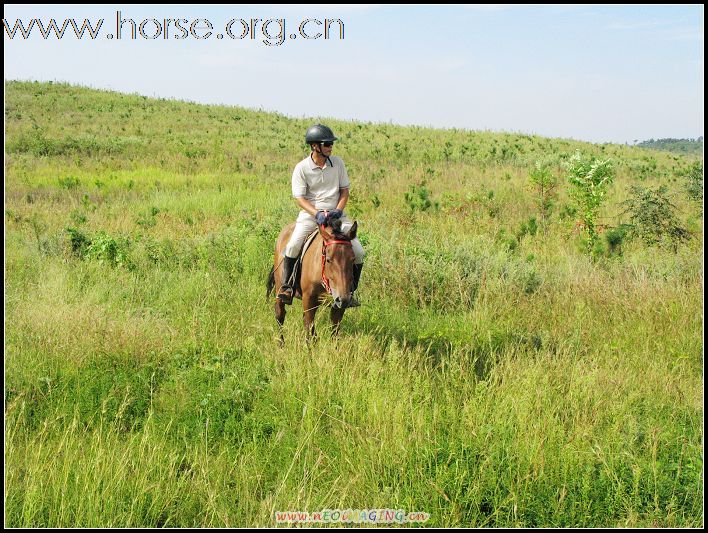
136, 206, 161, 228
65, 227, 91, 257
58, 176, 80, 189
84, 232, 131, 267
405, 182, 439, 212
528, 161, 558, 232
685, 161, 703, 204
523, 269, 542, 294
621, 185, 690, 250
565, 151, 614, 253
604, 224, 631, 256
517, 217, 539, 241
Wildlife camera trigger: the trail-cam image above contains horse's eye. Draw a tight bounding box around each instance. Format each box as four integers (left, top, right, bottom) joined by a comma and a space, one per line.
326, 259, 331, 263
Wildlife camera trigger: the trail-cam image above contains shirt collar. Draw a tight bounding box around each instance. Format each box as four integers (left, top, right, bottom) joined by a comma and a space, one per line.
309, 154, 334, 169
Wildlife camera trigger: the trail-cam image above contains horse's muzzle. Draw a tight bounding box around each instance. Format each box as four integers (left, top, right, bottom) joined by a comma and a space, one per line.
333, 295, 351, 309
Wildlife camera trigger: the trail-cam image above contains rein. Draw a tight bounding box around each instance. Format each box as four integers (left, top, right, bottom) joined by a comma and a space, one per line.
319, 226, 352, 294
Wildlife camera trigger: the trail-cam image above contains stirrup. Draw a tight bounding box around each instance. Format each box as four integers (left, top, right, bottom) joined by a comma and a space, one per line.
277, 286, 293, 305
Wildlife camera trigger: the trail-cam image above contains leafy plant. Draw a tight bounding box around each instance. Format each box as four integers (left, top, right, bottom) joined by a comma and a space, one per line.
58, 175, 80, 189
604, 224, 631, 256
136, 206, 161, 228
516, 217, 538, 241
528, 161, 558, 233
85, 232, 130, 267
65, 227, 91, 257
404, 182, 439, 212
523, 269, 542, 294
442, 141, 454, 161
565, 151, 614, 253
685, 161, 703, 204
621, 185, 690, 250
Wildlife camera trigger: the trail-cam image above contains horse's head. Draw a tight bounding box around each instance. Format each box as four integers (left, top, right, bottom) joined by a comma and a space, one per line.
319, 220, 357, 309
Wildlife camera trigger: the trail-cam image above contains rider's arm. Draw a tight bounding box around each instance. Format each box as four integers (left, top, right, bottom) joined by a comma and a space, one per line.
295, 196, 318, 216
336, 188, 349, 211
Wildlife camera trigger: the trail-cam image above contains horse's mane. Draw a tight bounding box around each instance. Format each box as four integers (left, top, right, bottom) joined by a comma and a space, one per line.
327, 218, 351, 241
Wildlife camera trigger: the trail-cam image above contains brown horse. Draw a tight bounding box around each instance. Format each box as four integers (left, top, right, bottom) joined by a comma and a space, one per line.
267, 220, 358, 344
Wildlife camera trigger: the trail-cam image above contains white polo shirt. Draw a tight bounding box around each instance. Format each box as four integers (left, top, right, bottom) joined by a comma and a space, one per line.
291, 154, 350, 211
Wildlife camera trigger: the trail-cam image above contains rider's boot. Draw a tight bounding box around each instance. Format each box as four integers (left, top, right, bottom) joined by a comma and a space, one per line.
348, 263, 363, 308
277, 256, 297, 305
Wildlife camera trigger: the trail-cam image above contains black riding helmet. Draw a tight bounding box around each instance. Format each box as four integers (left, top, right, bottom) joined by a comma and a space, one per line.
305, 124, 338, 144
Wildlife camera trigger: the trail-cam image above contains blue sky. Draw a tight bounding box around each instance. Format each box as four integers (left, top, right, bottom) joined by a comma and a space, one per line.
3, 4, 704, 143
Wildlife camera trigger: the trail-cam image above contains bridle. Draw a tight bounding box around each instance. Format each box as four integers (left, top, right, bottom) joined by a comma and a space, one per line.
320, 228, 352, 294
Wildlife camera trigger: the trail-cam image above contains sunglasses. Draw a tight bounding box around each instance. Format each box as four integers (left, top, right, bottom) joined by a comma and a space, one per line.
320, 141, 334, 147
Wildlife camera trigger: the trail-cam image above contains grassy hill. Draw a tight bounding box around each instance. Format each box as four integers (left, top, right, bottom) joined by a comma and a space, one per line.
4, 80, 703, 527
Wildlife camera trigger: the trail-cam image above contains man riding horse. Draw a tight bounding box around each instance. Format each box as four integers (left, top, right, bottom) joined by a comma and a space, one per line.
277, 124, 365, 306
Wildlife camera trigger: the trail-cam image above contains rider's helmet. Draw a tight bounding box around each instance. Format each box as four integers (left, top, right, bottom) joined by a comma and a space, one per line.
305, 124, 338, 145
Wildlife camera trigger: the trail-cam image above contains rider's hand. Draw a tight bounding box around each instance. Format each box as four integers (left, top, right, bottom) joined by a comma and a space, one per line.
328, 209, 343, 221
315, 211, 327, 225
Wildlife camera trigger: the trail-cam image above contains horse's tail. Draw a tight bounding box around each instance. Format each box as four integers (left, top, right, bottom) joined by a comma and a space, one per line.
266, 266, 275, 301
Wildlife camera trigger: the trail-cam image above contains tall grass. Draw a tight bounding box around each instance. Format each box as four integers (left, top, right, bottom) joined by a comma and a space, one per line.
4, 81, 703, 527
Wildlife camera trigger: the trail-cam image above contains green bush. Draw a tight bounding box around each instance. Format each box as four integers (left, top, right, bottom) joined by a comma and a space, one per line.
685, 161, 703, 203
622, 186, 690, 250
84, 232, 131, 268
58, 176, 80, 189
604, 225, 630, 256
405, 182, 439, 212
565, 151, 614, 253
528, 161, 558, 232
65, 227, 91, 257
517, 217, 539, 241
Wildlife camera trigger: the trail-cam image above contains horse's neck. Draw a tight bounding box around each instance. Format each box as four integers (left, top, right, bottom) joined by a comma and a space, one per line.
295, 234, 322, 295
302, 234, 323, 274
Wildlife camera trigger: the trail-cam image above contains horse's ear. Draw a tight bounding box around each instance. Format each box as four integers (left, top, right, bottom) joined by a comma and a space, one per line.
348, 221, 358, 240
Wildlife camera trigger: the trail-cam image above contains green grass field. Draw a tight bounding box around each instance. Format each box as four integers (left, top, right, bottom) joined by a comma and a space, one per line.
4, 80, 703, 527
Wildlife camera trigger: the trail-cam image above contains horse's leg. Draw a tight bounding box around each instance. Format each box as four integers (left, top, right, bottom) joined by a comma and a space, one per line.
303, 291, 319, 341
274, 298, 286, 347
330, 307, 345, 337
